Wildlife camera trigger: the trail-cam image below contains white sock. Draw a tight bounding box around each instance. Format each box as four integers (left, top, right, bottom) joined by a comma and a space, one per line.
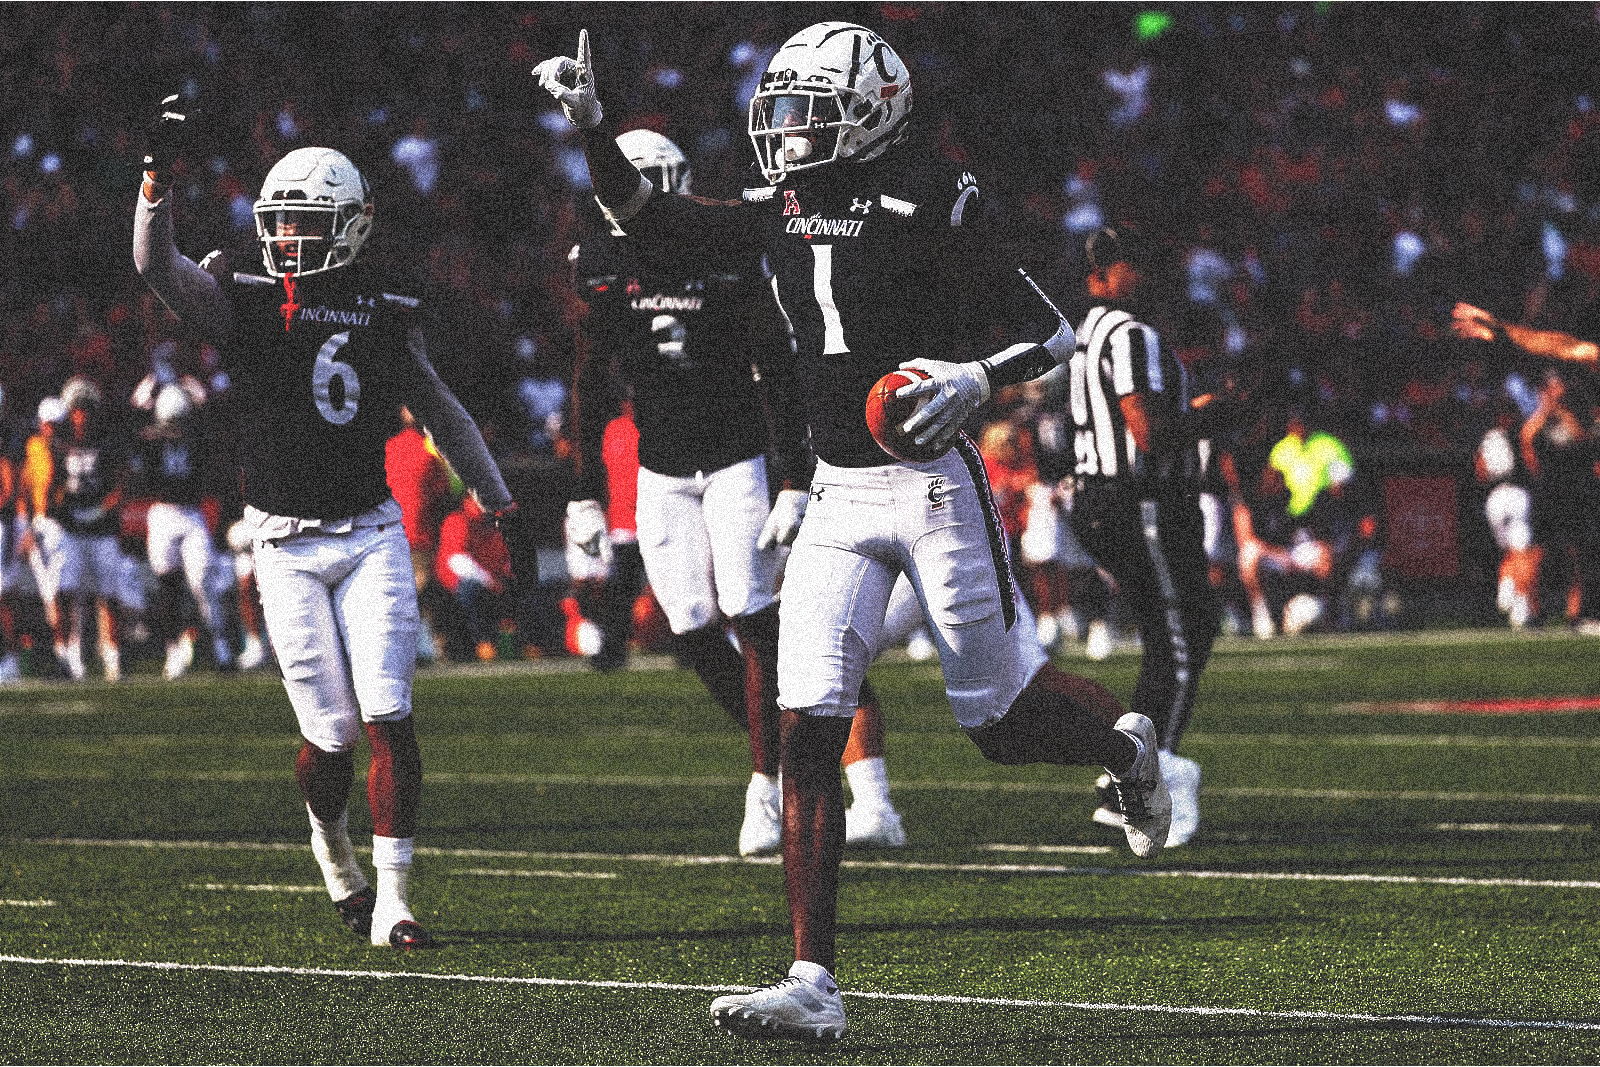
788, 959, 837, 992
308, 808, 367, 901
749, 771, 780, 801
843, 757, 890, 810
371, 835, 416, 938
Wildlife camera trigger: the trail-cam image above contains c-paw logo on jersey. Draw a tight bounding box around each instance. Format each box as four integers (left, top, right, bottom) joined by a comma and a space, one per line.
927, 475, 948, 512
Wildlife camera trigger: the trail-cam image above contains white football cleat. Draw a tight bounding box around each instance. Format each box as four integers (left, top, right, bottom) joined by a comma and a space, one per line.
238, 633, 266, 671
739, 774, 782, 857
904, 628, 936, 662
1107, 713, 1170, 859
1090, 773, 1124, 828
163, 635, 194, 681
1159, 750, 1201, 847
710, 961, 846, 1042
1085, 619, 1113, 661
845, 804, 907, 849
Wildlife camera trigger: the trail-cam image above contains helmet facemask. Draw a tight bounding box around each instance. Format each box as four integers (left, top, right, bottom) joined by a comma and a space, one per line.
746, 23, 913, 184
253, 148, 373, 278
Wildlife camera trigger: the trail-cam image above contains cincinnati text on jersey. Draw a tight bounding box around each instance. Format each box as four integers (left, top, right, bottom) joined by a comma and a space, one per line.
296, 304, 374, 327
630, 294, 705, 312
785, 215, 866, 238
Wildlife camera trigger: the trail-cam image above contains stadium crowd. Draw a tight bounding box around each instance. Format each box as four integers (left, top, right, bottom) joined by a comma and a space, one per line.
4, 3, 1600, 678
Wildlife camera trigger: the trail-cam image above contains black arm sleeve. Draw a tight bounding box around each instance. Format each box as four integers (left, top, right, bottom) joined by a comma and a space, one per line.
750, 274, 812, 491
582, 116, 653, 221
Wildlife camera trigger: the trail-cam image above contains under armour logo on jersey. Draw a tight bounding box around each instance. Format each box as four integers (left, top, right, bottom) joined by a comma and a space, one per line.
783, 190, 801, 216
355, 294, 377, 308
928, 476, 948, 511
809, 486, 826, 502
850, 198, 872, 215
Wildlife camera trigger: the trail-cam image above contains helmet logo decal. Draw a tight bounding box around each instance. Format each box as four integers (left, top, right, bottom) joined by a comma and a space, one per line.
279, 272, 299, 332
783, 190, 802, 216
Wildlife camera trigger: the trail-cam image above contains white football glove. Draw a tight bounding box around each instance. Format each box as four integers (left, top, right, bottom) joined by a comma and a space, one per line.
532, 29, 603, 130
896, 358, 992, 451
756, 488, 809, 550
565, 498, 609, 557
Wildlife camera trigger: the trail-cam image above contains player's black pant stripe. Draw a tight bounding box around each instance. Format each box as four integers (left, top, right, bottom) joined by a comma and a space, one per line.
1141, 498, 1192, 750
955, 434, 1018, 631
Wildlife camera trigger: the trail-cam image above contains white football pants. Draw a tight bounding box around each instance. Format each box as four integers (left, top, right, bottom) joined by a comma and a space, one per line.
251, 507, 418, 753
779, 441, 1047, 729
635, 455, 778, 635
1485, 483, 1533, 552
147, 502, 225, 631
57, 530, 125, 601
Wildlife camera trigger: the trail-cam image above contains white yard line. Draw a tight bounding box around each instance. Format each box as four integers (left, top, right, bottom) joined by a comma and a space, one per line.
186, 884, 326, 893
981, 844, 1115, 855
1435, 823, 1591, 833
1, 900, 56, 907
1184, 732, 1600, 748
457, 868, 618, 880
20, 770, 1600, 804
1, 953, 1596, 1033
25, 837, 1600, 889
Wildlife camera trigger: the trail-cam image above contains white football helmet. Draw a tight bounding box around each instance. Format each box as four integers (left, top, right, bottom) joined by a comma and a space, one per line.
253, 147, 373, 277
748, 22, 913, 184
616, 129, 691, 195
153, 383, 195, 425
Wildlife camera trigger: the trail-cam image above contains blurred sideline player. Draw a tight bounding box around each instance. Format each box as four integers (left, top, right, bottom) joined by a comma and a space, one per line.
134, 98, 537, 949
538, 23, 1167, 1040
567, 128, 904, 853
17, 396, 67, 671
44, 377, 129, 682
131, 383, 232, 678
1063, 227, 1218, 849
0, 387, 22, 683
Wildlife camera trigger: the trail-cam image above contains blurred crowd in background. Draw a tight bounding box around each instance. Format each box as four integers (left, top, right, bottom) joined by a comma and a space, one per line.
5, 2, 1600, 677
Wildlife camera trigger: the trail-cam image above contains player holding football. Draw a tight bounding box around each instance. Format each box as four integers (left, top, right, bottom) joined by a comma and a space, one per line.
568, 129, 906, 855
537, 24, 1170, 1041
133, 96, 537, 949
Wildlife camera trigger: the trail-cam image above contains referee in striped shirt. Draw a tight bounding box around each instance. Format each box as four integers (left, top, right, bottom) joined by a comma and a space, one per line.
1066, 227, 1218, 848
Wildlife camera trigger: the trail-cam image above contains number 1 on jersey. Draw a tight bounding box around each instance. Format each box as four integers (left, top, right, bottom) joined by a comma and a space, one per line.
811, 244, 850, 355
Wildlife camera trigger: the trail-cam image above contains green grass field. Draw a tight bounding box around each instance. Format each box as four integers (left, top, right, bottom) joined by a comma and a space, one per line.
6, 629, 1600, 1064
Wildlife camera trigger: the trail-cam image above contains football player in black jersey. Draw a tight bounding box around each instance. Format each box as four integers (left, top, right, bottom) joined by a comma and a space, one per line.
129, 383, 232, 680
569, 129, 908, 857
538, 24, 1171, 1040
134, 99, 537, 951
48, 377, 129, 682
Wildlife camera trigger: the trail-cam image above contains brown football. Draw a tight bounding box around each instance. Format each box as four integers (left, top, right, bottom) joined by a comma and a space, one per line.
865, 367, 947, 462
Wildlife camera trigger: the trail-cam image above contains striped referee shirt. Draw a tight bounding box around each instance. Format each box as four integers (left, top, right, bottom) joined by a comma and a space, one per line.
1067, 305, 1193, 487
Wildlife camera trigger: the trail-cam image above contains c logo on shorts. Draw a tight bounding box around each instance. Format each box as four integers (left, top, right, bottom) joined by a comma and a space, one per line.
928, 476, 948, 512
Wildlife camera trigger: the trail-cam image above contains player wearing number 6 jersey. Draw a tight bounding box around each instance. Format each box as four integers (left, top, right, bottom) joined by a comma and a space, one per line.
133, 100, 537, 951
537, 22, 1170, 1042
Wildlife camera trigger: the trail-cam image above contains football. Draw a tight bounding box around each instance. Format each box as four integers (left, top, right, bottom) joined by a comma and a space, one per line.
865, 367, 947, 462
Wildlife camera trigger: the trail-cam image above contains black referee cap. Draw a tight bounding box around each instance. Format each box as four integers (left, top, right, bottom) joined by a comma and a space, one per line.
1085, 226, 1148, 271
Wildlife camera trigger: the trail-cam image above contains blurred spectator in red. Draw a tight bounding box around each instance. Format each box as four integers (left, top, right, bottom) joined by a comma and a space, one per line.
434, 496, 513, 663
386, 408, 458, 661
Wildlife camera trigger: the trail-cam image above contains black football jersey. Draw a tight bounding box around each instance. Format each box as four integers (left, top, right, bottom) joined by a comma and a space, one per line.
49, 430, 124, 536
130, 419, 207, 508
216, 260, 428, 520
570, 230, 792, 491
625, 153, 1057, 468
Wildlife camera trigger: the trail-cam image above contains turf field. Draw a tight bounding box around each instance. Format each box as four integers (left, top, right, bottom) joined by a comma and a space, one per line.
6, 628, 1600, 1064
